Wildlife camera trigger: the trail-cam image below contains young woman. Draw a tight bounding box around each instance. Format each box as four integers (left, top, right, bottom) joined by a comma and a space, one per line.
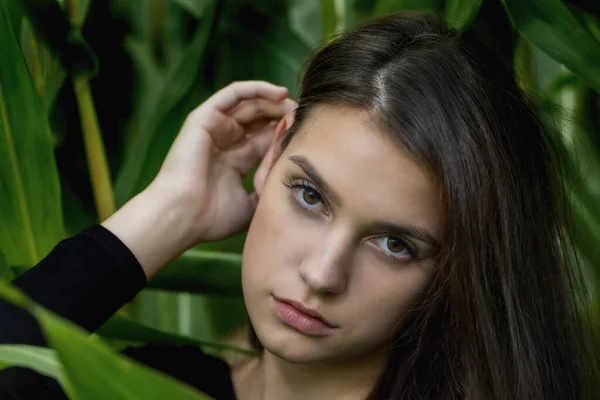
0, 12, 597, 400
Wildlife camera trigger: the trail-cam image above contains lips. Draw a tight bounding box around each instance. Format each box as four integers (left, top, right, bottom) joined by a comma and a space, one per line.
273, 296, 336, 336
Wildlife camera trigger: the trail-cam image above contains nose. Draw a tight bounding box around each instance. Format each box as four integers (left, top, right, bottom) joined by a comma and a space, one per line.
298, 230, 353, 295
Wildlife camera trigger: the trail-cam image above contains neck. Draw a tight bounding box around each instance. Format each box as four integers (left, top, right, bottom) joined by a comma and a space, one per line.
240, 348, 389, 400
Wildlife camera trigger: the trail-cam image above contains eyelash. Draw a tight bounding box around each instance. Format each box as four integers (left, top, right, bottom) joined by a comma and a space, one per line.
281, 177, 420, 264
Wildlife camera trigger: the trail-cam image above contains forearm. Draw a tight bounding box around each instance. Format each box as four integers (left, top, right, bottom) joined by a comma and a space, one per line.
101, 185, 200, 280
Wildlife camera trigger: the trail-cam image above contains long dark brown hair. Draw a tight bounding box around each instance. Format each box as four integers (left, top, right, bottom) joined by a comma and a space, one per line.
250, 12, 600, 400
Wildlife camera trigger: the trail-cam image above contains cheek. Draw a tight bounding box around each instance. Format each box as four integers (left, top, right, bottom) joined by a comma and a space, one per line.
345, 264, 433, 341
242, 184, 305, 293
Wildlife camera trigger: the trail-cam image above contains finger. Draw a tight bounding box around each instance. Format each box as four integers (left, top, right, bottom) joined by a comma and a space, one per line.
204, 81, 289, 113
229, 98, 296, 125
224, 121, 278, 175
184, 108, 245, 149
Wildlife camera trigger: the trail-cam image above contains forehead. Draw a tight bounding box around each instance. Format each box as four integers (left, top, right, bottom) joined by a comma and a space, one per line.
283, 106, 440, 230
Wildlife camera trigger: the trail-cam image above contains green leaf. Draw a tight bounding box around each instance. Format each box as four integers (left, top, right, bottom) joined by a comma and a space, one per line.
115, 2, 217, 204
225, 4, 311, 97
171, 0, 212, 19
0, 0, 64, 267
98, 314, 255, 356
445, 0, 482, 31
18, 0, 98, 77
149, 250, 242, 296
289, 0, 323, 48
0, 248, 13, 281
0, 345, 65, 382
503, 0, 600, 94
342, 0, 376, 30
0, 283, 213, 400
321, 0, 337, 40
374, 0, 442, 16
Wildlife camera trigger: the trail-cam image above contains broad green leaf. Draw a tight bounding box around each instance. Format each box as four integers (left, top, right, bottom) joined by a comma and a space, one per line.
0, 248, 13, 281
374, 0, 442, 16
98, 314, 255, 356
39, 311, 213, 399
321, 0, 337, 40
503, 0, 600, 94
18, 0, 98, 77
0, 283, 213, 400
514, 37, 537, 93
6, 0, 66, 109
342, 0, 376, 30
223, 4, 311, 97
172, 0, 212, 19
115, 2, 217, 204
0, 345, 65, 383
445, 0, 482, 31
289, 0, 324, 48
149, 250, 242, 296
0, 0, 64, 267
565, 0, 600, 18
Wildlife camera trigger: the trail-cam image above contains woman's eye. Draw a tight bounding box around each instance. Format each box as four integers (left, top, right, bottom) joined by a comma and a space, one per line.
375, 236, 416, 263
298, 187, 323, 208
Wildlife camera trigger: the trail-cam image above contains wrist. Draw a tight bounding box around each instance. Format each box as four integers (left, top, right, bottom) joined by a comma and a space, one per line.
101, 185, 202, 279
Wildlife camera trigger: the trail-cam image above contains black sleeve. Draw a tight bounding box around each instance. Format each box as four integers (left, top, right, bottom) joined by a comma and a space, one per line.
0, 224, 148, 399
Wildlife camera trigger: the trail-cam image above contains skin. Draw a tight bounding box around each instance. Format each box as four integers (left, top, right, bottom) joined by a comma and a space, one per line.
238, 106, 440, 399
102, 82, 440, 399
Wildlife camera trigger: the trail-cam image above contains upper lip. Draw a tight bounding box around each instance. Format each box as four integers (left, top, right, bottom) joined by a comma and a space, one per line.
275, 297, 335, 328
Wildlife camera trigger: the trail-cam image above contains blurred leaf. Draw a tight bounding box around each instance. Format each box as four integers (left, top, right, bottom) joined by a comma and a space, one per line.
172, 0, 211, 19
6, 0, 67, 108
228, 4, 311, 97
514, 37, 537, 93
374, 0, 442, 16
0, 0, 64, 267
0, 282, 213, 400
124, 37, 163, 130
115, 2, 217, 204
503, 0, 600, 94
149, 250, 242, 296
19, 0, 98, 77
342, 0, 376, 30
565, 0, 600, 18
321, 0, 337, 40
289, 0, 323, 47
572, 199, 600, 268
445, 0, 482, 31
19, 19, 67, 109
0, 345, 64, 382
0, 248, 13, 281
98, 314, 255, 356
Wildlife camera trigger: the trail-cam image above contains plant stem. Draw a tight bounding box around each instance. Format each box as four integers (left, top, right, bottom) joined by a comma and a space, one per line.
73, 78, 116, 221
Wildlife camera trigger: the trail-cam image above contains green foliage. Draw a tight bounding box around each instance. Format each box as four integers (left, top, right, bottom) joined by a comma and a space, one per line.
0, 283, 213, 399
1, 0, 600, 397
0, 345, 64, 382
504, 0, 600, 94
0, 0, 64, 267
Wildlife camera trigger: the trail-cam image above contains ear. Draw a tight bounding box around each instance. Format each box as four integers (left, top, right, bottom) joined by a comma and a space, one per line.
253, 113, 294, 196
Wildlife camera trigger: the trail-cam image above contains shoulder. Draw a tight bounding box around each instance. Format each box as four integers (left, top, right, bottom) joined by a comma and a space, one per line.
121, 343, 237, 399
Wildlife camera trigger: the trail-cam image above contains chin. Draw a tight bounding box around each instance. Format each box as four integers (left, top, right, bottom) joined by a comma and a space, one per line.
254, 322, 339, 364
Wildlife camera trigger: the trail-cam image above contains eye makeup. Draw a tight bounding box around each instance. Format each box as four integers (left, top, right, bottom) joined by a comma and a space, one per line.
281, 176, 422, 264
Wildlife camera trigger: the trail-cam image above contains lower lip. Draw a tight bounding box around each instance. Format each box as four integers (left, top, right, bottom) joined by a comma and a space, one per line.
274, 299, 334, 336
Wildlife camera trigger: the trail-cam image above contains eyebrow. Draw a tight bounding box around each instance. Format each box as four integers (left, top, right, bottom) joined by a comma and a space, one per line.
287, 154, 439, 248
288, 155, 342, 206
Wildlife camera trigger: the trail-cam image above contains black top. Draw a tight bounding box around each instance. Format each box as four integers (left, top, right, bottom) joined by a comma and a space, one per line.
0, 225, 238, 399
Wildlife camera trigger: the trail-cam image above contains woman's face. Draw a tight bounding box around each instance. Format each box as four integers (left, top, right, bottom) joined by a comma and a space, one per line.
242, 105, 440, 364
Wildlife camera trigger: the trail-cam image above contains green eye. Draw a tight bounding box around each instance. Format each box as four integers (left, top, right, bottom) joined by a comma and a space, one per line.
385, 236, 406, 253
301, 188, 322, 206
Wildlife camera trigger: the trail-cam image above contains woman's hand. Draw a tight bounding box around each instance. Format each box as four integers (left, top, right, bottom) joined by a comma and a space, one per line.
152, 81, 296, 242
102, 81, 296, 278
